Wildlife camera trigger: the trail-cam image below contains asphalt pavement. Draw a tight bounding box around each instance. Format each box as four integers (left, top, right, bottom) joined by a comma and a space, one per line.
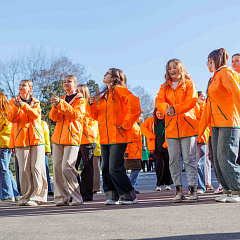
1, 171, 240, 240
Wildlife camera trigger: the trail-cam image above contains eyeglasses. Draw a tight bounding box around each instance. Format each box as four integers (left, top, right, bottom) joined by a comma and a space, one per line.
105, 72, 111, 76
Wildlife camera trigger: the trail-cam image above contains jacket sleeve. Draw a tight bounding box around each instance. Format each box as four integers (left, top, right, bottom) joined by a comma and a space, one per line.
87, 99, 99, 121
49, 106, 60, 122
155, 86, 169, 115
197, 98, 211, 142
7, 100, 21, 123
172, 81, 198, 114
55, 98, 86, 121
20, 101, 41, 120
116, 86, 141, 131
140, 118, 156, 139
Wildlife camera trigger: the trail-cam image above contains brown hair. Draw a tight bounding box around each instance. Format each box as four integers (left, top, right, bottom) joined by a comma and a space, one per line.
164, 59, 190, 91
76, 84, 90, 101
232, 53, 240, 58
20, 80, 33, 97
64, 75, 78, 84
153, 108, 158, 125
0, 93, 9, 119
208, 48, 229, 70
94, 68, 127, 99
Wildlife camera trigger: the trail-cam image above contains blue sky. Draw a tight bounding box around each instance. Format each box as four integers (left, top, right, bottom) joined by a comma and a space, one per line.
1, 0, 240, 97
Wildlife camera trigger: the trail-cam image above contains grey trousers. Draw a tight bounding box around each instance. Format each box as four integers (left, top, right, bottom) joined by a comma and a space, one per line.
167, 136, 198, 187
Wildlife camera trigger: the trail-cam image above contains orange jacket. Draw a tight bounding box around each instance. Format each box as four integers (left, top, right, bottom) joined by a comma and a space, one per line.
88, 85, 141, 145
81, 110, 98, 144
155, 79, 198, 139
7, 98, 44, 148
140, 117, 156, 151
49, 93, 86, 146
198, 66, 240, 140
195, 101, 209, 144
125, 122, 142, 160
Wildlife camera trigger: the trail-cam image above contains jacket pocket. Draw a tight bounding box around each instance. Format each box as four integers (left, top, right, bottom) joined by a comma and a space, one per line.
35, 127, 43, 139
15, 128, 22, 141
165, 118, 173, 129
183, 117, 194, 129
217, 105, 228, 120
114, 124, 124, 137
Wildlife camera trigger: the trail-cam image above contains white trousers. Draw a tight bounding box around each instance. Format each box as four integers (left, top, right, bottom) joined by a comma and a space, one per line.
52, 144, 82, 203
16, 145, 48, 203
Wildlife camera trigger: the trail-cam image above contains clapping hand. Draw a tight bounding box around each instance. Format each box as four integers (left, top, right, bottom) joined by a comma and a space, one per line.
50, 96, 60, 106
14, 96, 22, 107
166, 106, 176, 116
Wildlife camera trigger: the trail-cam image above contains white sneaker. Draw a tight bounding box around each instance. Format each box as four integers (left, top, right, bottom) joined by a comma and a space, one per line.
25, 200, 39, 206
226, 195, 240, 203
214, 184, 223, 194
197, 189, 205, 194
120, 198, 138, 205
156, 186, 162, 191
215, 194, 229, 202
2, 197, 15, 202
71, 199, 83, 206
105, 199, 117, 205
165, 185, 171, 190
56, 200, 69, 206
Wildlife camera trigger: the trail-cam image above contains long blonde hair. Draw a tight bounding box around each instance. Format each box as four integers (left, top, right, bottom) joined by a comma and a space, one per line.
164, 59, 190, 91
76, 84, 90, 101
0, 93, 9, 120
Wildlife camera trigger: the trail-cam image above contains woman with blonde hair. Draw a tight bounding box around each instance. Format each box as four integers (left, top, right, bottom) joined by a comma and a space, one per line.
75, 84, 98, 201
7, 80, 48, 206
198, 48, 240, 203
0, 93, 20, 202
88, 68, 141, 205
50, 75, 86, 206
155, 59, 199, 203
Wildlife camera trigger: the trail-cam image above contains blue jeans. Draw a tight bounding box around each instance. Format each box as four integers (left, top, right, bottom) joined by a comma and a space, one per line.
45, 155, 53, 193
101, 144, 135, 201
130, 169, 141, 188
197, 143, 206, 192
0, 148, 19, 199
212, 127, 240, 194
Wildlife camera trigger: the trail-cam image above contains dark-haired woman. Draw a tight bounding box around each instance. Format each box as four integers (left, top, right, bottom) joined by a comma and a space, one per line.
88, 68, 141, 205
141, 108, 172, 191
198, 48, 240, 203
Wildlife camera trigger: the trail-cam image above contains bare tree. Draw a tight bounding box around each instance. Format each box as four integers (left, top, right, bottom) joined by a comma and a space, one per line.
132, 86, 155, 120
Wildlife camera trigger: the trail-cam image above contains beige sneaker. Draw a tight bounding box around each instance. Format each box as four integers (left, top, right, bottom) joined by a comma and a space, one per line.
172, 185, 185, 203
186, 186, 199, 203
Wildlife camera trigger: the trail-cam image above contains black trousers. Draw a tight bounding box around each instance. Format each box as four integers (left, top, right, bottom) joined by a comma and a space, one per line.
75, 143, 96, 201
101, 144, 134, 200
154, 151, 173, 186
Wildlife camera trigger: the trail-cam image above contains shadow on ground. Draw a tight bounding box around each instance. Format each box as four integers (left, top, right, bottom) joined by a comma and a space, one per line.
129, 232, 240, 240
0, 190, 219, 218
